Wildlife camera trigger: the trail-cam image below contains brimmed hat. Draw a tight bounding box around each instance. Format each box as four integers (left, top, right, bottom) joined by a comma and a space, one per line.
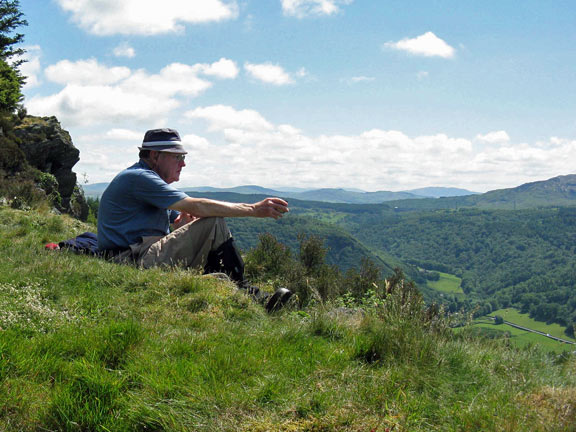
139, 128, 188, 154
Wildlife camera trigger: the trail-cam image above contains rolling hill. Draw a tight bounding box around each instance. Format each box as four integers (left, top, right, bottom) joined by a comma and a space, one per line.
390, 174, 576, 210
86, 174, 576, 209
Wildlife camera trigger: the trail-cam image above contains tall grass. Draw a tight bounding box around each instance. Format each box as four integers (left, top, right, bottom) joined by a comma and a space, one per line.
0, 207, 574, 431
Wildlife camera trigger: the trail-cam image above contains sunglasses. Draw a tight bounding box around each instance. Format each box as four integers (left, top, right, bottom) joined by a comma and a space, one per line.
168, 154, 186, 161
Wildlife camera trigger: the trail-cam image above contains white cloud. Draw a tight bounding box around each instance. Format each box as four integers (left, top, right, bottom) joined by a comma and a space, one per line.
104, 128, 143, 141
173, 104, 576, 192
475, 131, 511, 145
194, 58, 239, 79
342, 76, 375, 85
384, 32, 455, 58
27, 58, 238, 127
244, 62, 294, 85
27, 84, 180, 126
113, 42, 136, 58
281, 0, 353, 18
56, 0, 238, 36
19, 45, 42, 89
185, 105, 274, 131
45, 59, 131, 85
121, 63, 213, 97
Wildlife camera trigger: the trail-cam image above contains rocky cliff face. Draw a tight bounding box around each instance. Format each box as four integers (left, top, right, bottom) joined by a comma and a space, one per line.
13, 115, 89, 220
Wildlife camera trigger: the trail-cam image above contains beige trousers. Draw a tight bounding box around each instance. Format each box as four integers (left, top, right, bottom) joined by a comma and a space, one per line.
116, 217, 232, 271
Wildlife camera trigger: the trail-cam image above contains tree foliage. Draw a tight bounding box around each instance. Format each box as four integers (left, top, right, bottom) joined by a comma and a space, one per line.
0, 0, 26, 112
0, 57, 21, 111
0, 0, 26, 63
245, 233, 387, 307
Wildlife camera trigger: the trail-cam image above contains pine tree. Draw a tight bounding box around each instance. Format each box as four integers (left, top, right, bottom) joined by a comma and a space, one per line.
0, 0, 26, 112
0, 0, 26, 64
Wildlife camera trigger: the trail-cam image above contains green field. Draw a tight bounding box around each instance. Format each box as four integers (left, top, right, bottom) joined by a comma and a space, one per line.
426, 271, 464, 294
471, 308, 576, 354
491, 308, 575, 341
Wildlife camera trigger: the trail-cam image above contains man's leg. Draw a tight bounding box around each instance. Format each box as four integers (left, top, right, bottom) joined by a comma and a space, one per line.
204, 237, 246, 286
137, 217, 232, 270
135, 216, 293, 312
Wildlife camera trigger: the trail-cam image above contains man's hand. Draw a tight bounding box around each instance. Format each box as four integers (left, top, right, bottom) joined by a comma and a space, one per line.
253, 197, 289, 219
172, 212, 199, 230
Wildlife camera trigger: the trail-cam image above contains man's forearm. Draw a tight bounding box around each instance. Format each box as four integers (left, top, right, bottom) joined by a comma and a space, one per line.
169, 197, 255, 218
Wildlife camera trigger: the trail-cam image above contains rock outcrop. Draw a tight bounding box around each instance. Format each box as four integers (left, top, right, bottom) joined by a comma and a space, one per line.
13, 115, 89, 220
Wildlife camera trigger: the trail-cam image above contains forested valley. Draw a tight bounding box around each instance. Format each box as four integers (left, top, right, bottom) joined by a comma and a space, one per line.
196, 191, 576, 337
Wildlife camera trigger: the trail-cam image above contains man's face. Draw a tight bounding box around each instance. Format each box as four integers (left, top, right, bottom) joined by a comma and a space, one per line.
152, 151, 186, 184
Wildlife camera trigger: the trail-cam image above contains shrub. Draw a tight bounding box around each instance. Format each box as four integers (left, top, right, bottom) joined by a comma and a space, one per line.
2, 176, 48, 210
343, 257, 383, 300
35, 171, 62, 208
354, 269, 448, 366
0, 59, 22, 112
0, 135, 26, 174
245, 233, 411, 308
245, 233, 293, 282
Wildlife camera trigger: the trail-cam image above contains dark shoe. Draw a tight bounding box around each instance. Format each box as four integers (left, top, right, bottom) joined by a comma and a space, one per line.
265, 288, 293, 313
241, 284, 269, 303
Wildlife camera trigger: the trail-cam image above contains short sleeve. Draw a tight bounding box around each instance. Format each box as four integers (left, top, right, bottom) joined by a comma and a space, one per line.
131, 170, 188, 209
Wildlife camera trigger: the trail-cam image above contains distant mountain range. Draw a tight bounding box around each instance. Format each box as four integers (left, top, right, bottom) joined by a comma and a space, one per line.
82, 174, 576, 209
182, 185, 478, 202
389, 174, 576, 210
82, 182, 478, 203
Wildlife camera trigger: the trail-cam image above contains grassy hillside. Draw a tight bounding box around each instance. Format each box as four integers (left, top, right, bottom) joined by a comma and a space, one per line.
0, 207, 575, 431
388, 174, 576, 211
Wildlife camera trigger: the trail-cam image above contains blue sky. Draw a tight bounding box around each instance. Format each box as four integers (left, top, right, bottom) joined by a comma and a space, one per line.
18, 0, 576, 192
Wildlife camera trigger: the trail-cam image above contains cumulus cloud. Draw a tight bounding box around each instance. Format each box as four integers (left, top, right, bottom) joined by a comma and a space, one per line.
281, 0, 353, 18
56, 0, 238, 36
45, 58, 131, 85
194, 58, 239, 79
113, 42, 136, 58
121, 63, 214, 97
475, 130, 511, 145
185, 105, 274, 131
104, 128, 143, 141
27, 58, 238, 126
384, 32, 455, 58
19, 45, 42, 89
174, 104, 576, 192
244, 62, 295, 85
28, 84, 180, 126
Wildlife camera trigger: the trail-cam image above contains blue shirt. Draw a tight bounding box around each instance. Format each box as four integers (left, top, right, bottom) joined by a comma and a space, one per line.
97, 160, 189, 251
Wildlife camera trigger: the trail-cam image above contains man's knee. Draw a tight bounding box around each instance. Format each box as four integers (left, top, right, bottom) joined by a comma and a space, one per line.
187, 216, 226, 231
194, 216, 231, 247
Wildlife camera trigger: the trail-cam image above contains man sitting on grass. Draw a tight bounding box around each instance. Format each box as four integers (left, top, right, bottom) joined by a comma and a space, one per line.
97, 128, 293, 312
